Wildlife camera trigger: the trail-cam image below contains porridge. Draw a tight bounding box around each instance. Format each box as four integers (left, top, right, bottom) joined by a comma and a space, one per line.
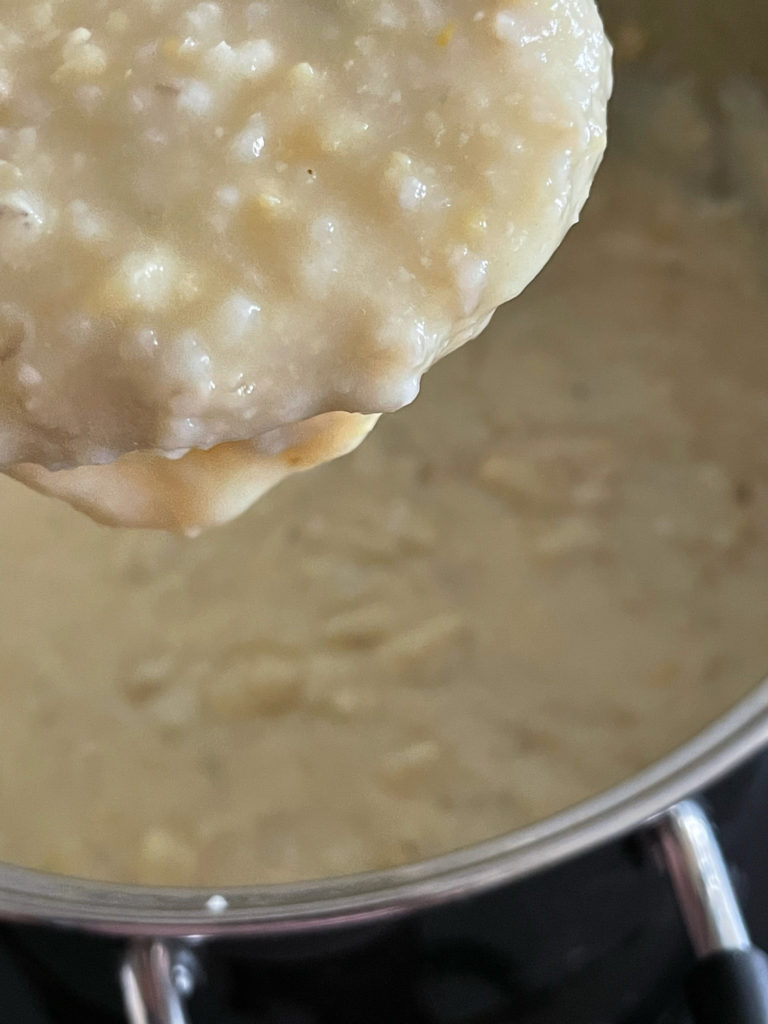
0, 1, 765, 889
0, 70, 766, 884
0, 0, 609, 530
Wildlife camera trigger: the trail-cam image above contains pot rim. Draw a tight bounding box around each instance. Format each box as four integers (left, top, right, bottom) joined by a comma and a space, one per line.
1, 676, 767, 938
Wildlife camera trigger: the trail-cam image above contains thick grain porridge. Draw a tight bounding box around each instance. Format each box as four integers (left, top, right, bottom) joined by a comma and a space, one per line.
0, 0, 609, 530
0, 68, 767, 885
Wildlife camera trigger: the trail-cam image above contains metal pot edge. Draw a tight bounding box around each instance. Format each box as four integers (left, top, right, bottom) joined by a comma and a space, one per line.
1, 676, 767, 938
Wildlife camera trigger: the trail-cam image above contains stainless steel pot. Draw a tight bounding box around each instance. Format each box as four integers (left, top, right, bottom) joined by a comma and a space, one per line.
2, 1, 767, 1021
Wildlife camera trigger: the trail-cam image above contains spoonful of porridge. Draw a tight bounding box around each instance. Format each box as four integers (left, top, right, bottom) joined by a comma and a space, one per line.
0, 0, 611, 532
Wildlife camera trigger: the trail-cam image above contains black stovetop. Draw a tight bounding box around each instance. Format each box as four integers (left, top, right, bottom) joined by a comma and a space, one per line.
0, 756, 767, 1024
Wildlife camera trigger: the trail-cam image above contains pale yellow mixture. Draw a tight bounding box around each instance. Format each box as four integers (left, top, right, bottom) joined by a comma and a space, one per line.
0, 0, 609, 531
0, 70, 766, 885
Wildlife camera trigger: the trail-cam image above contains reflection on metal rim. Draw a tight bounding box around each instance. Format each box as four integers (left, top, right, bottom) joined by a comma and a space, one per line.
0, 677, 767, 937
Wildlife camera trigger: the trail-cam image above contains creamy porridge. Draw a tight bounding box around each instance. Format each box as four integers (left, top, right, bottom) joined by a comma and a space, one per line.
0, 0, 609, 530
0, 65, 767, 884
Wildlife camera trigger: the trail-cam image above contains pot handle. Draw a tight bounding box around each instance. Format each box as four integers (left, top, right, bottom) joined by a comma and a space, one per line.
657, 800, 768, 1024
120, 939, 197, 1024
